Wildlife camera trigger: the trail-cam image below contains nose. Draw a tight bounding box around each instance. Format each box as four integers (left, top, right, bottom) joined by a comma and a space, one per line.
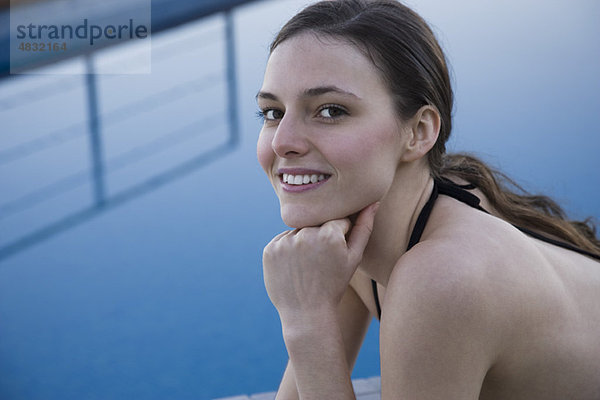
271, 114, 310, 158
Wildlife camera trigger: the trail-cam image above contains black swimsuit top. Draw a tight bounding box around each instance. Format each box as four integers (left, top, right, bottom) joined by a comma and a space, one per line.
371, 178, 600, 319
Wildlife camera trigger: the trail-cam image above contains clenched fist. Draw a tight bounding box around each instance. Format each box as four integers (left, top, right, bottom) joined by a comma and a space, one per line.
262, 202, 379, 319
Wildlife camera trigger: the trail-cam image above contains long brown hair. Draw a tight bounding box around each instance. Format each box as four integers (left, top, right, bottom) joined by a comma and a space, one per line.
270, 0, 600, 257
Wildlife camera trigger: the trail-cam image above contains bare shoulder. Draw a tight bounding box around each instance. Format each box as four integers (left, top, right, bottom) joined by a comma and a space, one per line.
378, 200, 544, 394
382, 199, 558, 339
383, 235, 511, 337
385, 201, 520, 314
379, 236, 507, 397
380, 198, 600, 398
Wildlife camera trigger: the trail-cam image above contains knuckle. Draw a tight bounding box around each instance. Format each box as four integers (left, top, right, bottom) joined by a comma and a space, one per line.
262, 244, 274, 261
319, 227, 343, 247
295, 227, 317, 243
263, 242, 273, 256
316, 230, 332, 244
263, 230, 291, 259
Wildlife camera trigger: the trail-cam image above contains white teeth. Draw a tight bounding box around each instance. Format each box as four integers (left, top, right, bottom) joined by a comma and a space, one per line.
283, 173, 329, 185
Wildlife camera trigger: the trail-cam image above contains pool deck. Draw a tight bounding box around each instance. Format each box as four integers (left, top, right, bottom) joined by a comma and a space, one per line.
213, 376, 381, 400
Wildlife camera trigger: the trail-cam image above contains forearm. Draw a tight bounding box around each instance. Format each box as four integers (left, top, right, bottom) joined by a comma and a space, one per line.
275, 361, 299, 400
280, 309, 356, 400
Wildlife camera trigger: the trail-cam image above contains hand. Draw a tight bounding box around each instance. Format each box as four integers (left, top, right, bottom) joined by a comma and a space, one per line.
262, 202, 379, 319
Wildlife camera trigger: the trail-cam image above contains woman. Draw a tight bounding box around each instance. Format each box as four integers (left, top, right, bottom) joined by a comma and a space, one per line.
255, 0, 600, 398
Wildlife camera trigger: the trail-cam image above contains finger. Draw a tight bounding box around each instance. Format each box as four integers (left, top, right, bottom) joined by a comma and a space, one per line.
271, 230, 293, 243
321, 217, 352, 237
347, 202, 380, 261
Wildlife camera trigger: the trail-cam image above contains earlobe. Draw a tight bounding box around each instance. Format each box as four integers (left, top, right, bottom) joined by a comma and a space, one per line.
401, 106, 441, 162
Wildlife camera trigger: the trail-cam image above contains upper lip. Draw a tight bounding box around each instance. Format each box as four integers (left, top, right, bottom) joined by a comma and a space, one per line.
277, 167, 331, 176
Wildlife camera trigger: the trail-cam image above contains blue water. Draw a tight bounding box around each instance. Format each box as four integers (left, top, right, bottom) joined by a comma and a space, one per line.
1, 1, 599, 399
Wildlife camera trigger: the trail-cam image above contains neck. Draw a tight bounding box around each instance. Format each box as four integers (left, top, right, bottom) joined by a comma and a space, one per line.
359, 165, 434, 287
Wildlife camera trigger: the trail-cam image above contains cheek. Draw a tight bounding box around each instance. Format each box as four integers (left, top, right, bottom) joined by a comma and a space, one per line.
343, 128, 401, 190
335, 126, 401, 174
256, 129, 274, 173
324, 128, 400, 208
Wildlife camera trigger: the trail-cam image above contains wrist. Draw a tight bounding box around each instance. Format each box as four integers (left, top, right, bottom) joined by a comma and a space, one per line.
277, 307, 353, 399
280, 307, 339, 344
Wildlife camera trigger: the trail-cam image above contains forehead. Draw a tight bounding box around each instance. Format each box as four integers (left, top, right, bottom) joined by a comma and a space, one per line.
261, 33, 388, 98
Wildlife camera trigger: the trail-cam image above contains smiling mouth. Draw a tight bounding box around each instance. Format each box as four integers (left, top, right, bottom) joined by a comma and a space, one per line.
281, 173, 331, 186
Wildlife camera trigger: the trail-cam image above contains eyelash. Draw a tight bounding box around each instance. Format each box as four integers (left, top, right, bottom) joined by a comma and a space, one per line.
316, 104, 348, 121
256, 108, 282, 121
255, 109, 266, 120
256, 105, 349, 123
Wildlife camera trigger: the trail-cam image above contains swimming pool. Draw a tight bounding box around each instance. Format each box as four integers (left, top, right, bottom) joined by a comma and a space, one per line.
0, 1, 599, 399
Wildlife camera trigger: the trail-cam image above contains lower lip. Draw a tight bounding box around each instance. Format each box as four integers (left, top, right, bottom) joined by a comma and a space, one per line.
280, 176, 330, 193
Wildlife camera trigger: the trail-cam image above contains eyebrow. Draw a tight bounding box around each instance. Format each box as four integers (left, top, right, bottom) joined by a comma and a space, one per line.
256, 85, 361, 101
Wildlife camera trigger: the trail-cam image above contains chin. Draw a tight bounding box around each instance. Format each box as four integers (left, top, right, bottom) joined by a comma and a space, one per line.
279, 203, 333, 228
279, 202, 359, 228
281, 209, 324, 228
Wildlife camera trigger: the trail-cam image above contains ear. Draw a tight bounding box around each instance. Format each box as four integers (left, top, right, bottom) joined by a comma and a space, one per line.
400, 105, 441, 162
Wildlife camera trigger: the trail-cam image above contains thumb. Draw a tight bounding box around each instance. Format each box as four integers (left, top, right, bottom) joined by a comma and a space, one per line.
347, 202, 380, 263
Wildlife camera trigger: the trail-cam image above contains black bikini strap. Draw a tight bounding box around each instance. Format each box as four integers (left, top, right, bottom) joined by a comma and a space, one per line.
514, 225, 600, 261
371, 279, 382, 320
407, 178, 485, 250
436, 178, 600, 262
371, 180, 440, 320
406, 180, 439, 251
371, 178, 600, 320
436, 178, 487, 213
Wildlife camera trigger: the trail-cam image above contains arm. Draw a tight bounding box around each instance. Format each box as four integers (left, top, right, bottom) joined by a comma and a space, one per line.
380, 244, 501, 399
263, 203, 379, 400
280, 306, 355, 400
275, 282, 373, 400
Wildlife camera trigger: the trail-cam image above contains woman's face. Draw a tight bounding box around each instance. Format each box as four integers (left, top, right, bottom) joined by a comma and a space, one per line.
257, 33, 407, 228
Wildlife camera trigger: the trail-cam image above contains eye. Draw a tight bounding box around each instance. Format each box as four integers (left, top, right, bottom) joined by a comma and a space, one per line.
258, 108, 284, 121
317, 105, 348, 119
